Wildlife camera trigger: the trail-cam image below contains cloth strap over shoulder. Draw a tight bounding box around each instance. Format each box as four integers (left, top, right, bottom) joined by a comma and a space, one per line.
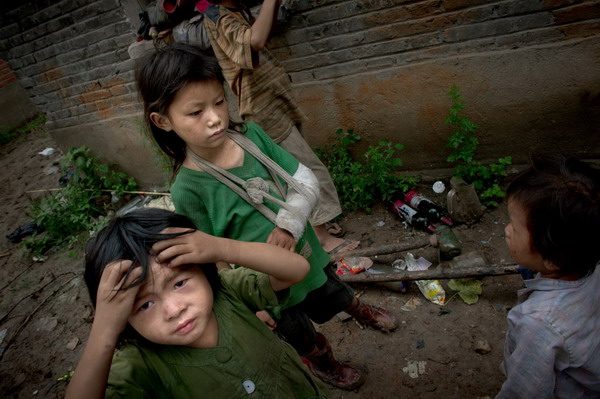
185, 130, 313, 226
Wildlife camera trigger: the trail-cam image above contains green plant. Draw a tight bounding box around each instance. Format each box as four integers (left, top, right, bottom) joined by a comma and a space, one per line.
445, 86, 511, 207
317, 129, 418, 212
0, 114, 46, 147
24, 146, 137, 255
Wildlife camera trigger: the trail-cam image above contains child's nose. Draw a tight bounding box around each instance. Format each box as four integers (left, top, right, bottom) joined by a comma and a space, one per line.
206, 108, 221, 127
163, 298, 185, 320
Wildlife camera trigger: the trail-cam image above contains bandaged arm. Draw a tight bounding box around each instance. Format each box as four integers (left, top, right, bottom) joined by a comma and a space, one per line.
275, 163, 320, 242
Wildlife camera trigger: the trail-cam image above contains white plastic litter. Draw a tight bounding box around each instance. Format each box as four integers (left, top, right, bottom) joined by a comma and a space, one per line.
38, 147, 56, 156
433, 180, 446, 193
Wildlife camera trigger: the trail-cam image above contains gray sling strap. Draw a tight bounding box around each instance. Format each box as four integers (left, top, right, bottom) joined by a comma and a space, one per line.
185, 130, 312, 224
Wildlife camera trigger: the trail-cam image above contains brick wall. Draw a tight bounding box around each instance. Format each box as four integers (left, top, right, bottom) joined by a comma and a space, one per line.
0, 0, 162, 187
269, 0, 600, 168
0, 59, 17, 88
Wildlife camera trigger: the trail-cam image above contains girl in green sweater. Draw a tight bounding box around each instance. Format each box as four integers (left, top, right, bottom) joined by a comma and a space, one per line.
135, 43, 397, 389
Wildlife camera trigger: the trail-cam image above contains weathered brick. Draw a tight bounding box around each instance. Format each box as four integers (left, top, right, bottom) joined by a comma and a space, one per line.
542, 0, 583, 10
552, 2, 600, 24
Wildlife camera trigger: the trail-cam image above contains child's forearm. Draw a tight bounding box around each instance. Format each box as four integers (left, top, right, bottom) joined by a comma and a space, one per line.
250, 0, 281, 50
223, 238, 309, 291
64, 324, 118, 399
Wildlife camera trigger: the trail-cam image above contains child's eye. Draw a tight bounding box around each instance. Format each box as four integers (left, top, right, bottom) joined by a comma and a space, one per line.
189, 110, 202, 116
216, 99, 225, 106
139, 301, 154, 311
175, 279, 188, 289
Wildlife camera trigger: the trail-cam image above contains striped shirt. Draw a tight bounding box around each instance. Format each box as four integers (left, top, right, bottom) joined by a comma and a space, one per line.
204, 5, 307, 143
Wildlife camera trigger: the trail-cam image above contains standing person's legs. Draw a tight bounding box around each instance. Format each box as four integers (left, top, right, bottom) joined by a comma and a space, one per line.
279, 126, 358, 253
275, 307, 364, 390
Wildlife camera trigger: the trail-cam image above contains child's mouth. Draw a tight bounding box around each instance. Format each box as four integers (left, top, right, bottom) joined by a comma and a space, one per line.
175, 319, 195, 334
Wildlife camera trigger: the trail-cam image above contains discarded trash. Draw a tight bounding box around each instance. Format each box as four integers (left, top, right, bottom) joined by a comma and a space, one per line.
401, 295, 424, 311
404, 190, 453, 226
396, 253, 445, 305
374, 220, 385, 227
390, 200, 436, 233
430, 225, 461, 260
38, 147, 56, 156
448, 251, 487, 269
402, 360, 427, 378
116, 195, 154, 217
43, 165, 60, 175
334, 257, 373, 275
366, 263, 409, 293
446, 176, 485, 223
32, 255, 48, 263
58, 169, 76, 187
416, 338, 425, 349
6, 221, 44, 243
433, 180, 446, 193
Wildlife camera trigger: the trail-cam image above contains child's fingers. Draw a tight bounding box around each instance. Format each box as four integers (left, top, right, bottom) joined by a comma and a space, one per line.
151, 227, 196, 250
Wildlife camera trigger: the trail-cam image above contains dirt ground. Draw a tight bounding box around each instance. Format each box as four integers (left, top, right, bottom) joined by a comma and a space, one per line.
0, 127, 524, 398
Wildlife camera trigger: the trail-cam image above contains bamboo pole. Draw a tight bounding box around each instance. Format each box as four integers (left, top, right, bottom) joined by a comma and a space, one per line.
329, 237, 431, 262
339, 263, 520, 283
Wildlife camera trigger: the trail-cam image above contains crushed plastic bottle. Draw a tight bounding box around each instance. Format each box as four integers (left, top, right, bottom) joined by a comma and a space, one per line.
395, 253, 445, 305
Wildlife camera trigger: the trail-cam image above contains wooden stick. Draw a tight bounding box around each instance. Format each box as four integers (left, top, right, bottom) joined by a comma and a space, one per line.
339, 263, 520, 283
330, 237, 431, 262
25, 188, 171, 196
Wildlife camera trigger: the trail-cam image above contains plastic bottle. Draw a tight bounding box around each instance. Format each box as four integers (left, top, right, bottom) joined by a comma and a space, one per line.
404, 190, 453, 226
391, 200, 437, 233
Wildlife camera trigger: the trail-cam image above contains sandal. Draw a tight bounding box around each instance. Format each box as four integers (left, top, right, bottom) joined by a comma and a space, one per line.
326, 221, 345, 237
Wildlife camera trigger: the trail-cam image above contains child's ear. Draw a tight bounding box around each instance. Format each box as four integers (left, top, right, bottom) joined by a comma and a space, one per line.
543, 258, 560, 272
150, 112, 173, 132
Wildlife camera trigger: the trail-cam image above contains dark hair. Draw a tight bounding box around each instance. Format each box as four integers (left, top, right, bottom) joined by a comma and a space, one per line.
84, 208, 220, 341
506, 154, 600, 275
135, 43, 242, 178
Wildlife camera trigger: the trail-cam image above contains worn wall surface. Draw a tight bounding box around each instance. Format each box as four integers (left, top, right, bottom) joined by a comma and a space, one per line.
271, 0, 600, 169
1, 0, 599, 187
0, 58, 38, 128
0, 0, 162, 188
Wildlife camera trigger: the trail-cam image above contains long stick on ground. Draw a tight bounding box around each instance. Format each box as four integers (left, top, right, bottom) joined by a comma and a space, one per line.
339, 263, 520, 283
330, 237, 431, 262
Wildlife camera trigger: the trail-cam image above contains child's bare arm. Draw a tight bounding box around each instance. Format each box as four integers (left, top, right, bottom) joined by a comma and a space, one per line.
250, 0, 282, 50
65, 261, 141, 399
152, 228, 309, 291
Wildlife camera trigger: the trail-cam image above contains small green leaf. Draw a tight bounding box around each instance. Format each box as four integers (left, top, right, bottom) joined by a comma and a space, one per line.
448, 278, 483, 305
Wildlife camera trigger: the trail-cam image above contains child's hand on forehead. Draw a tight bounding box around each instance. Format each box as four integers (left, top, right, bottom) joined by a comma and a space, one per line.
95, 260, 143, 338
152, 228, 227, 267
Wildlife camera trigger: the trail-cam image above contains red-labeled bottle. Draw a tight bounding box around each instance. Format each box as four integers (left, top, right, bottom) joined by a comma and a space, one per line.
391, 200, 437, 233
404, 190, 453, 226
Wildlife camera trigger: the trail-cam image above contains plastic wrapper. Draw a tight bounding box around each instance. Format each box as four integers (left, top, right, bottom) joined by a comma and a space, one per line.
393, 253, 445, 305
334, 257, 373, 275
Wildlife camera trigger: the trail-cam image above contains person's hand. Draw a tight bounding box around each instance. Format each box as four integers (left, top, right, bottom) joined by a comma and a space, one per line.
266, 227, 296, 251
255, 310, 277, 330
152, 228, 225, 267
93, 260, 142, 340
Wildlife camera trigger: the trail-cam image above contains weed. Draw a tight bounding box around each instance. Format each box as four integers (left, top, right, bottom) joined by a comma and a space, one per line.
0, 114, 46, 147
445, 86, 511, 207
317, 129, 418, 212
24, 146, 137, 255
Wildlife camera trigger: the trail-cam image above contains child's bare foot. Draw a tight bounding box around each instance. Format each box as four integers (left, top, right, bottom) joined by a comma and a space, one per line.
313, 224, 359, 254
